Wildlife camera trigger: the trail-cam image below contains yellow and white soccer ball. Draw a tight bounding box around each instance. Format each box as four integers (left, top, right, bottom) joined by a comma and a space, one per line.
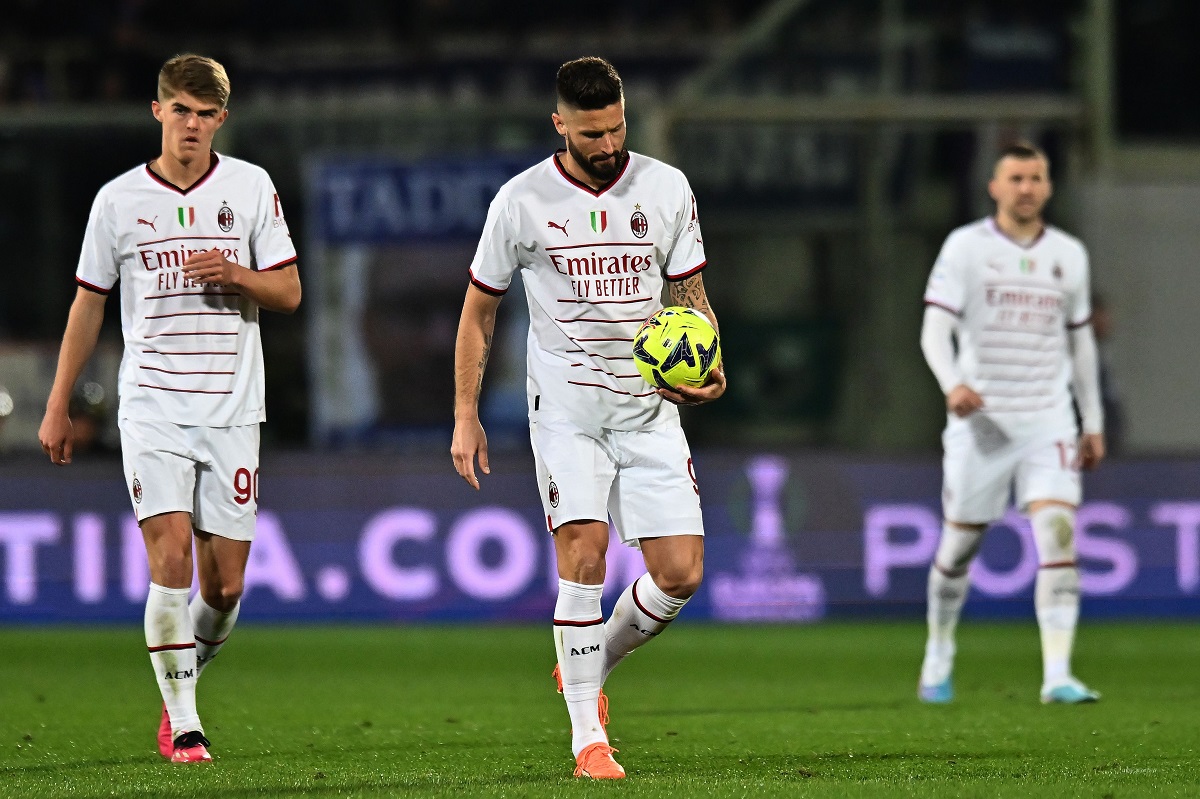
632, 306, 721, 390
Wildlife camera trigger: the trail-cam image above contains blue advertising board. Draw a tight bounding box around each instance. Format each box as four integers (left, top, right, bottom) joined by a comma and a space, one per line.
2, 453, 1199, 622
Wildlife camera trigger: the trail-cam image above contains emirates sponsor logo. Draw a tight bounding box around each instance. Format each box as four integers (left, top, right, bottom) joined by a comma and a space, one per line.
548, 250, 654, 277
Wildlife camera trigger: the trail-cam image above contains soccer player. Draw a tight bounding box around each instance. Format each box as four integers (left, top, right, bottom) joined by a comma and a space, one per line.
38, 54, 300, 763
451, 57, 725, 779
917, 141, 1104, 705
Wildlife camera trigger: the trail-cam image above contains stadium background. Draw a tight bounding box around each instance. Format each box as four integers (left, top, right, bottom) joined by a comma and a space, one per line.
1, 0, 1199, 626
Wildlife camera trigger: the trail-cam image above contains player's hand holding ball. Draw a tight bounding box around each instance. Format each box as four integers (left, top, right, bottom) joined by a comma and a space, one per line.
632, 306, 725, 406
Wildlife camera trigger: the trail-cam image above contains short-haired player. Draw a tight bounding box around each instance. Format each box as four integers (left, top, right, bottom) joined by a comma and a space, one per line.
918, 142, 1104, 704
452, 57, 725, 778
38, 54, 301, 762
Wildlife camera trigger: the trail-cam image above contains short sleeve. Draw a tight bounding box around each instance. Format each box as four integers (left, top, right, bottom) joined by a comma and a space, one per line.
1067, 245, 1092, 328
467, 192, 518, 295
75, 191, 118, 294
664, 175, 706, 281
253, 173, 298, 272
923, 235, 966, 316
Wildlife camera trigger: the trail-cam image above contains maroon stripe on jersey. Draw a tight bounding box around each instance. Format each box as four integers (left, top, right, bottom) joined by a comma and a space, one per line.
145, 311, 239, 320
140, 366, 236, 376
138, 384, 233, 395
545, 242, 653, 252
142, 349, 237, 356
145, 331, 238, 338
924, 299, 962, 317
469, 274, 507, 296
260, 256, 298, 272
144, 152, 219, 195
981, 325, 1057, 337
558, 297, 649, 305
665, 260, 707, 281
571, 364, 642, 379
568, 381, 656, 397
552, 617, 604, 627
1067, 315, 1092, 330
565, 349, 634, 360
555, 317, 646, 324
147, 642, 196, 653
135, 235, 240, 247
145, 291, 239, 300
632, 581, 672, 624
552, 149, 631, 197
572, 338, 634, 344
76, 277, 112, 295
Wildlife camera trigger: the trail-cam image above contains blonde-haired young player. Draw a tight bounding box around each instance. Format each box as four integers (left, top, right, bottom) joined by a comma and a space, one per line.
452, 57, 725, 779
918, 141, 1104, 705
38, 53, 301, 763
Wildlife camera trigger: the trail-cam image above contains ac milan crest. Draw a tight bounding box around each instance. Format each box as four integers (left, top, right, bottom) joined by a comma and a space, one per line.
217, 202, 235, 232
548, 481, 560, 508
630, 210, 648, 238
132, 477, 143, 504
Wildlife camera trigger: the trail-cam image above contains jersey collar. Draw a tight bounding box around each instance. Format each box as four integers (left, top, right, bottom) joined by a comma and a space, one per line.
552, 150, 631, 197
144, 151, 221, 195
986, 215, 1046, 250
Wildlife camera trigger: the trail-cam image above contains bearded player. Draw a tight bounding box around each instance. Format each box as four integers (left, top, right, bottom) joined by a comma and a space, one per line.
918, 141, 1104, 705
452, 57, 725, 779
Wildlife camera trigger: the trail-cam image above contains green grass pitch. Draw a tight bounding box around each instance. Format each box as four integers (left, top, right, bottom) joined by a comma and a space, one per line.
1, 621, 1198, 798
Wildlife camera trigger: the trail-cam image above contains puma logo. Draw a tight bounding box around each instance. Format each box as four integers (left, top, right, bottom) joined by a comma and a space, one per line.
547, 219, 569, 236
137, 216, 158, 232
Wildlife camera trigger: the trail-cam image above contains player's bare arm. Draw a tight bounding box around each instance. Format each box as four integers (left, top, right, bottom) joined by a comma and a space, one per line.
39, 287, 107, 465
452, 285, 503, 489
661, 273, 726, 406
182, 251, 301, 313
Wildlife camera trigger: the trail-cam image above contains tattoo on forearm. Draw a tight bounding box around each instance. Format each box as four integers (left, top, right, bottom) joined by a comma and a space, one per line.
669, 276, 717, 332
475, 333, 492, 401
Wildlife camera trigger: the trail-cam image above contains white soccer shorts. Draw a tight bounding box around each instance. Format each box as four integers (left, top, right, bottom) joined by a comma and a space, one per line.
118, 419, 260, 541
941, 415, 1082, 524
529, 414, 705, 544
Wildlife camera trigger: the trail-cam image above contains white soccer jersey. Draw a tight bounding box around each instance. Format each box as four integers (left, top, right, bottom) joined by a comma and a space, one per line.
469, 151, 707, 431
75, 153, 297, 427
923, 217, 1091, 439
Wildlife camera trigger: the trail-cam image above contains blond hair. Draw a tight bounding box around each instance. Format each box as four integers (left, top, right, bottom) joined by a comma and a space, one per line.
157, 54, 230, 108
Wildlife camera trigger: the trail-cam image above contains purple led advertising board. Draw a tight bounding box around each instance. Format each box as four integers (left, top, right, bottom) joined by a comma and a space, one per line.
1, 453, 1199, 622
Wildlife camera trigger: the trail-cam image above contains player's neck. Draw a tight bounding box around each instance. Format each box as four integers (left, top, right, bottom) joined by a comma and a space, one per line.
151, 151, 214, 190
557, 151, 607, 191
993, 212, 1043, 246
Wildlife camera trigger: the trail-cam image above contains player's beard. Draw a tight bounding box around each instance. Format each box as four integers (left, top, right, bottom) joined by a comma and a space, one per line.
568, 139, 628, 184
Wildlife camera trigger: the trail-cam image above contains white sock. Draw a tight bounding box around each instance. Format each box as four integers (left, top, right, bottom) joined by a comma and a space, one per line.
1030, 505, 1080, 686
921, 523, 981, 686
145, 583, 202, 736
1036, 565, 1080, 685
603, 573, 689, 682
553, 579, 606, 757
190, 594, 240, 677
921, 566, 969, 685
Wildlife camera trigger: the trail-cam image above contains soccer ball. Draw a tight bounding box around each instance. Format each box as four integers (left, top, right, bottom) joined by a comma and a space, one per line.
632, 306, 721, 390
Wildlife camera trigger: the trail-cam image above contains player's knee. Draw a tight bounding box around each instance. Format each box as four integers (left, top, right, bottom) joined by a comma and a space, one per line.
201, 579, 244, 611
934, 522, 985, 573
1031, 504, 1076, 564
653, 562, 703, 600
